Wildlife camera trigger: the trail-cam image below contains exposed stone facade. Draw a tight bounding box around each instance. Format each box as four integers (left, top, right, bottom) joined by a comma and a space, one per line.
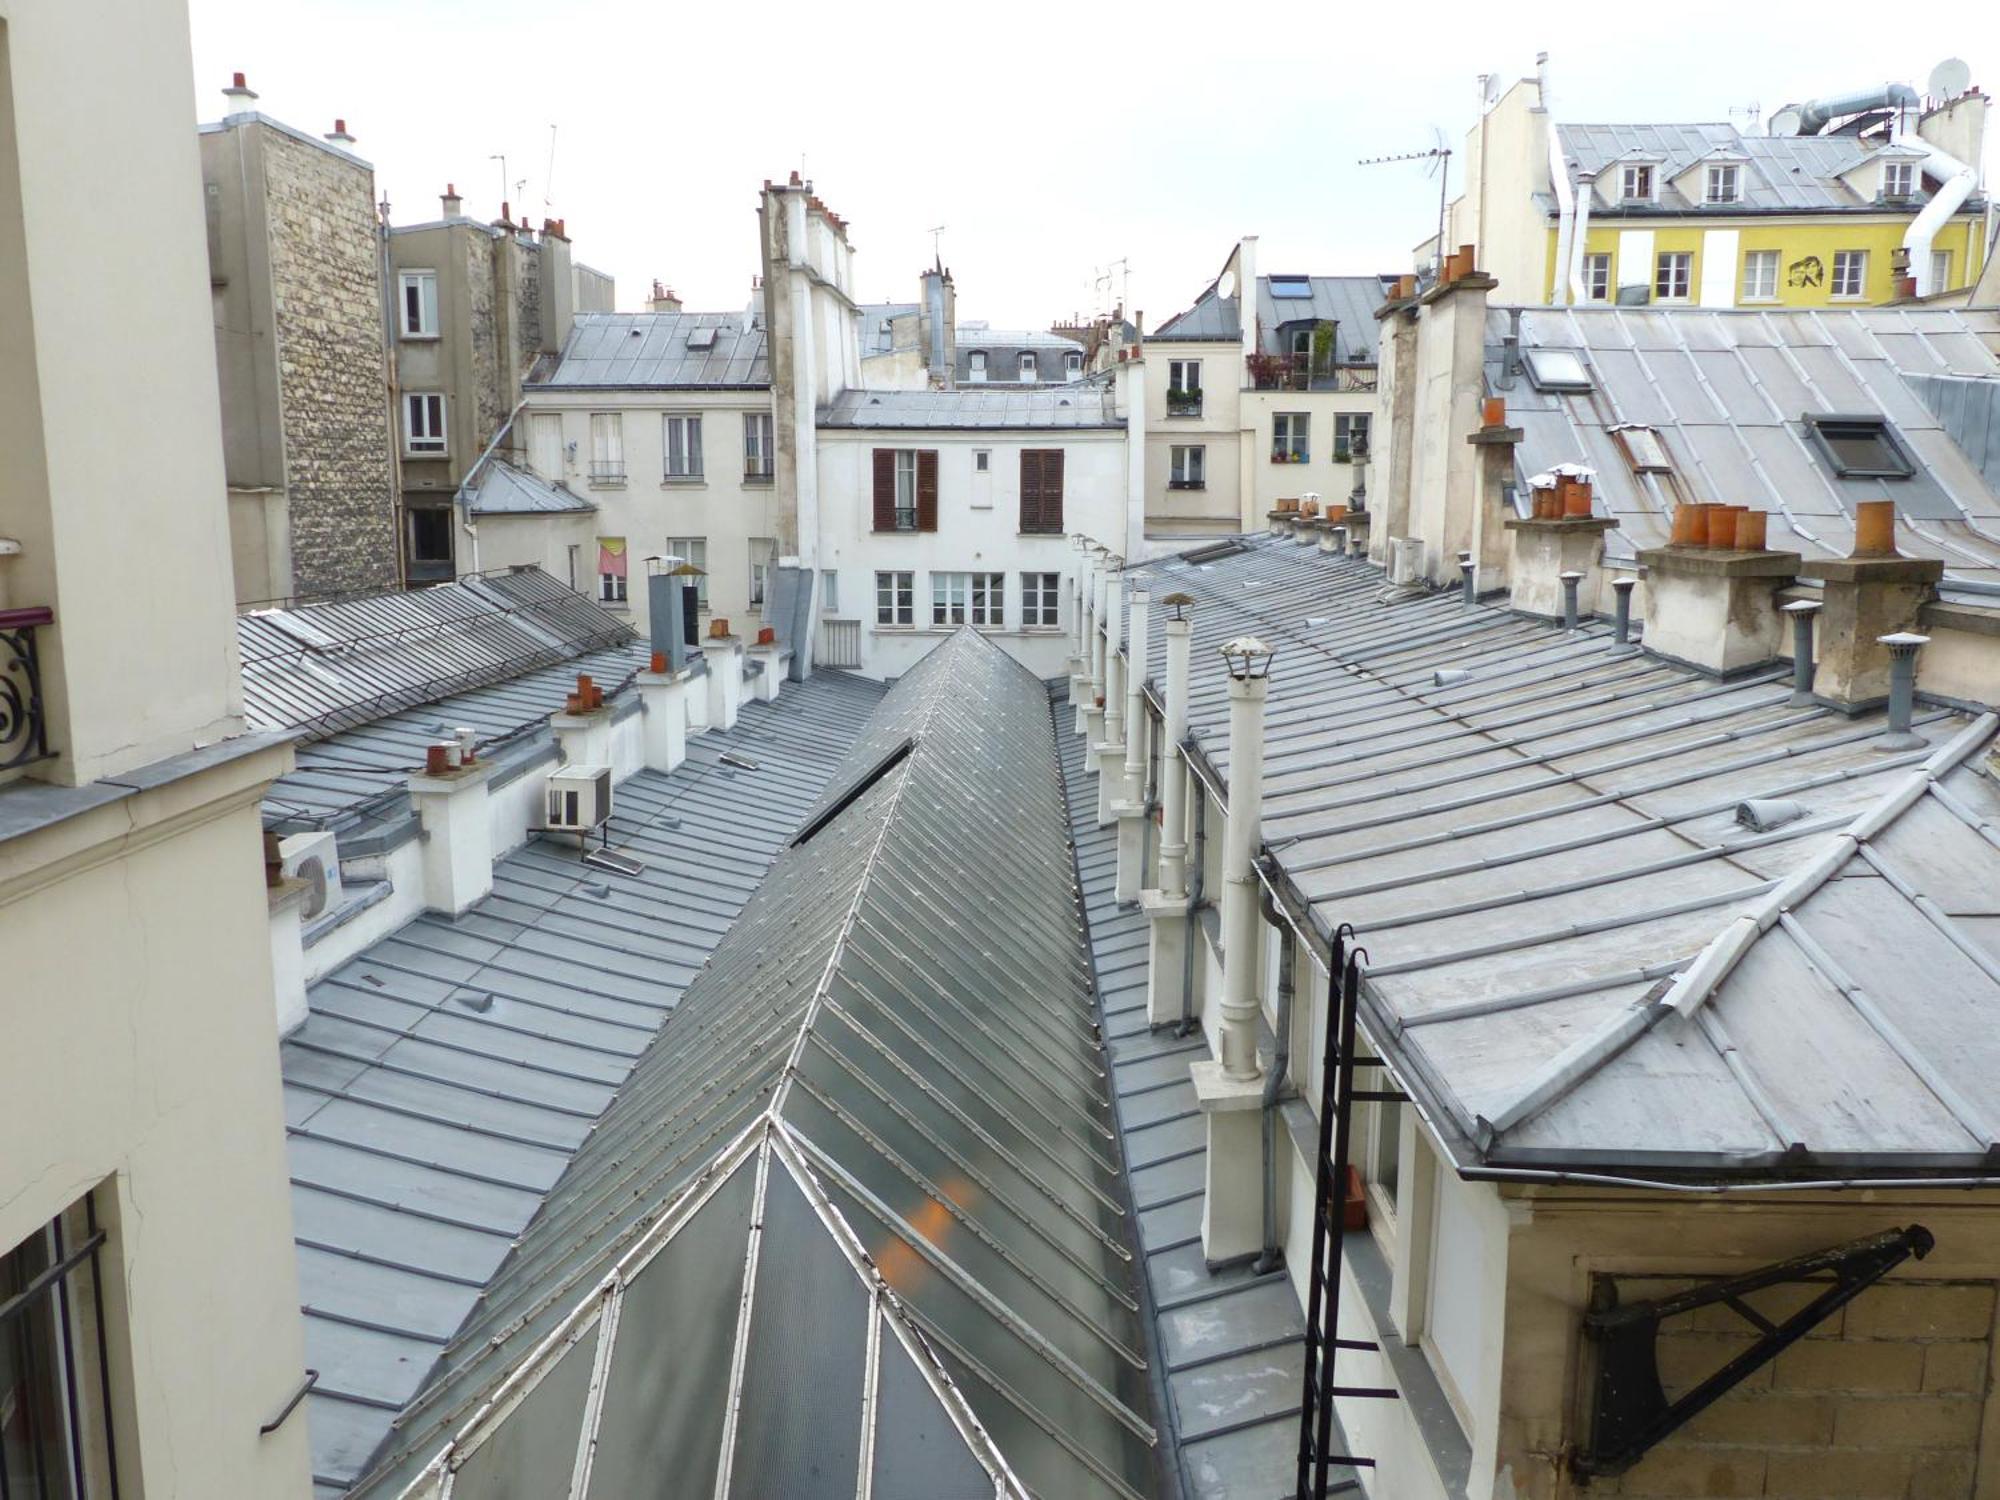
260, 127, 399, 599
464, 231, 505, 459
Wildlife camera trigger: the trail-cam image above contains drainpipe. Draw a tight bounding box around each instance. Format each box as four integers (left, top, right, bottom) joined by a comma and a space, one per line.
1541, 52, 1576, 306
1217, 641, 1271, 1081
1122, 588, 1150, 804
1178, 786, 1206, 1037
1102, 565, 1126, 749
1158, 604, 1193, 898
1253, 881, 1293, 1275
1568, 170, 1597, 302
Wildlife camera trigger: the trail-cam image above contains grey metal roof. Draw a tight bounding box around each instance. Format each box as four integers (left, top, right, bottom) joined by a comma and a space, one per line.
1154, 276, 1388, 363
1553, 123, 1989, 213
342, 630, 1158, 1500
1494, 304, 2000, 585
463, 459, 594, 517
955, 328, 1088, 385
240, 569, 634, 745
819, 384, 1123, 430
541, 311, 769, 387
282, 669, 887, 1496
858, 300, 919, 357
1126, 534, 2000, 1182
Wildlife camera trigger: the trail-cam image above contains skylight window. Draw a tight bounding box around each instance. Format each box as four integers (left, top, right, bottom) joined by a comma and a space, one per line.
1269, 276, 1313, 300
1524, 348, 1592, 393
1612, 424, 1672, 473
1803, 413, 1914, 480
686, 326, 719, 350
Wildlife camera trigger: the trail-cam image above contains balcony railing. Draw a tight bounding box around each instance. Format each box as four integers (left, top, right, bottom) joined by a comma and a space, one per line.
588, 460, 627, 484
1166, 390, 1203, 417
0, 605, 54, 770
1248, 354, 1380, 393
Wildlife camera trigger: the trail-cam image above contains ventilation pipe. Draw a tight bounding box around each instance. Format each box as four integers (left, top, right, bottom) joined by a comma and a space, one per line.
1253, 881, 1294, 1276
1157, 601, 1193, 899
1567, 170, 1597, 304
1793, 83, 1920, 135
1898, 137, 1978, 297
1216, 640, 1271, 1081
1541, 53, 1578, 306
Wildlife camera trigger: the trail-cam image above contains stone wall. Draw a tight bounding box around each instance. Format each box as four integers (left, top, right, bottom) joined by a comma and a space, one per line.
464, 231, 504, 461
262, 128, 399, 598
513, 236, 542, 372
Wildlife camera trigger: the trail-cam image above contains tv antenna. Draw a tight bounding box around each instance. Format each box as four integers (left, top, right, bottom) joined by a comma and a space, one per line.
1095, 256, 1130, 315
928, 224, 946, 265
543, 124, 558, 209
1359, 130, 1452, 276
489, 153, 508, 211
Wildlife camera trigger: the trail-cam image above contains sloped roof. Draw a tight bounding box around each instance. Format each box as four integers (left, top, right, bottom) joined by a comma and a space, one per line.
858, 300, 920, 357
819, 384, 1123, 429
348, 630, 1158, 1500
283, 671, 885, 1495
1495, 304, 2000, 588
955, 328, 1086, 385
239, 569, 635, 744
1125, 534, 2000, 1181
1153, 275, 1388, 363
541, 311, 769, 387
463, 458, 594, 516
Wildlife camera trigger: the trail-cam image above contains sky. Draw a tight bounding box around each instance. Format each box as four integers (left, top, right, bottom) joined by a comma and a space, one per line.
186, 0, 1995, 327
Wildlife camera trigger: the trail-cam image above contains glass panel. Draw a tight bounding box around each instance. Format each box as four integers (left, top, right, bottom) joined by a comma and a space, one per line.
450, 1317, 599, 1500
932, 1344, 1150, 1500
869, 1319, 993, 1500
584, 1153, 756, 1499
726, 1160, 867, 1498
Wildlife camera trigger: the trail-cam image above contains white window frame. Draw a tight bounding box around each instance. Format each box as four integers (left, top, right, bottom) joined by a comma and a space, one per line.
1168, 358, 1201, 394
1583, 252, 1612, 302
1021, 571, 1060, 628
1741, 248, 1779, 302
875, 569, 914, 627
1065, 351, 1083, 380
968, 351, 988, 383
1334, 412, 1370, 462
403, 391, 446, 455
743, 411, 774, 480
1655, 251, 1692, 302
1170, 444, 1206, 488
748, 537, 774, 607
399, 269, 439, 339
1620, 163, 1654, 202
1883, 160, 1916, 199
969, 572, 1005, 627
598, 538, 627, 604
1832, 249, 1867, 300
589, 412, 625, 483
668, 536, 707, 605
1930, 248, 1952, 292
931, 570, 971, 626
663, 413, 704, 480
1017, 351, 1037, 383
894, 450, 918, 518
820, 568, 840, 614
1272, 412, 1309, 463
1704, 163, 1739, 204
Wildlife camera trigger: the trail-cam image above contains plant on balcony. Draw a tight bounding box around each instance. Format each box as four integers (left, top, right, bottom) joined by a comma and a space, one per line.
1167, 387, 1203, 413
1246, 352, 1292, 391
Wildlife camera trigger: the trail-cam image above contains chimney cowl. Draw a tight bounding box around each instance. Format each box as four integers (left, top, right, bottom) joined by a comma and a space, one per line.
324, 118, 355, 145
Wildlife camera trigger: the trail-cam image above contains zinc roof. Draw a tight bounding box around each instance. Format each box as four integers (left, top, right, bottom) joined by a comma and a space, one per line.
541, 310, 769, 387
858, 300, 919, 357
282, 669, 887, 1496
345, 630, 1158, 1500
819, 383, 1123, 429
1496, 304, 2000, 586
1153, 275, 1388, 363
462, 459, 594, 517
1126, 534, 2000, 1181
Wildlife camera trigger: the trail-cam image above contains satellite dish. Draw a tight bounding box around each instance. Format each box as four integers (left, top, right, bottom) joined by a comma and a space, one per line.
1481, 71, 1502, 106
1769, 105, 1804, 137
1929, 58, 1972, 100
1217, 270, 1237, 300
297, 854, 330, 919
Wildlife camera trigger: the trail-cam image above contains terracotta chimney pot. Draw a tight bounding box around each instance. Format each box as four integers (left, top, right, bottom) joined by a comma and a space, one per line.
1852, 500, 1898, 558
649, 650, 668, 674
1482, 396, 1506, 427
709, 617, 731, 639
1735, 509, 1768, 551
1562, 478, 1594, 518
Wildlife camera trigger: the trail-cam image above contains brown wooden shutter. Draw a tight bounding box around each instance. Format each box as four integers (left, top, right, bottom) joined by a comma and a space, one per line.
917, 450, 939, 531
1021, 449, 1064, 533
1043, 448, 1064, 533
872, 449, 895, 531
1019, 450, 1042, 533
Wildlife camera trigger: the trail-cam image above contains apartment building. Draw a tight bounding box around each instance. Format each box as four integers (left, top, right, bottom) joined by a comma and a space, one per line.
1435, 55, 1989, 309
2, 9, 313, 1495
1144, 237, 1387, 539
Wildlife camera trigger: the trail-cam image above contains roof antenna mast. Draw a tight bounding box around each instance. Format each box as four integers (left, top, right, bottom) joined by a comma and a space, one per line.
1358, 131, 1453, 277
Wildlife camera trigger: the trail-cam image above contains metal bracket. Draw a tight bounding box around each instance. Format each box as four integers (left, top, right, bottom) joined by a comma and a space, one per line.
260, 1368, 319, 1436
1574, 1224, 1934, 1480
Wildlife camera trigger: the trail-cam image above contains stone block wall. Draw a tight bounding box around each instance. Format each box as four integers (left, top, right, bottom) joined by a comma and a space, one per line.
262, 128, 399, 598
1598, 1276, 1994, 1499
465, 232, 505, 461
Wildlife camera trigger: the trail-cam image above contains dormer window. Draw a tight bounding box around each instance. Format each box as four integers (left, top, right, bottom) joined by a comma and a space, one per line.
1065, 351, 1083, 380
1620, 163, 1655, 202
1883, 161, 1916, 200
1018, 352, 1036, 383
1705, 164, 1740, 204
968, 351, 987, 383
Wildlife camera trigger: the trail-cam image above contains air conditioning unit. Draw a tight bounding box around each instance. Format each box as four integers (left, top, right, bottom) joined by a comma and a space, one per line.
1387, 537, 1425, 586
545, 765, 613, 832
278, 829, 344, 920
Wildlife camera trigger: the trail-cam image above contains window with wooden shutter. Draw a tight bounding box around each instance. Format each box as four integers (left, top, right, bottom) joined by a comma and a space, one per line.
872, 448, 895, 531
916, 450, 939, 531
1020, 448, 1064, 533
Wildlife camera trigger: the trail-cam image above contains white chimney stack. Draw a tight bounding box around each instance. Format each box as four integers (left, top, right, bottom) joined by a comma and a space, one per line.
222, 71, 258, 117
1114, 586, 1151, 901
1143, 595, 1196, 1028
1094, 564, 1126, 827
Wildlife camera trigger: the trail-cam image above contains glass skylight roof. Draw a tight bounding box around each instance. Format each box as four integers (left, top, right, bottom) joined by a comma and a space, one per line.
1524, 347, 1593, 392
1269, 275, 1313, 299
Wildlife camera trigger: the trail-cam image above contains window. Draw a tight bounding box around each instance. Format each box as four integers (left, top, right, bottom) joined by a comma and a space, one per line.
1803, 414, 1914, 479
1288, 327, 1313, 359
821, 569, 839, 613
403, 392, 446, 455
1021, 571, 1060, 628
1832, 249, 1867, 299
589, 412, 624, 482
968, 351, 987, 383
748, 537, 774, 607
399, 269, 439, 337
2, 1192, 120, 1500
872, 448, 937, 531
527, 411, 564, 478
931, 571, 971, 625
663, 414, 704, 479
1169, 444, 1206, 489
973, 449, 991, 473
1705, 163, 1740, 204
743, 411, 773, 480
1018, 351, 1037, 383
1884, 160, 1916, 199
970, 572, 1005, 626
1065, 351, 1083, 380
1334, 413, 1371, 462
1019, 449, 1065, 534
1931, 249, 1952, 292
1620, 163, 1654, 201
1272, 412, 1309, 463
1167, 359, 1202, 415
1523, 347, 1592, 392
1583, 252, 1612, 302
668, 537, 708, 604
1742, 249, 1779, 302
875, 570, 914, 626
1269, 275, 1313, 300
408, 505, 452, 566
597, 536, 627, 602
1655, 251, 1692, 301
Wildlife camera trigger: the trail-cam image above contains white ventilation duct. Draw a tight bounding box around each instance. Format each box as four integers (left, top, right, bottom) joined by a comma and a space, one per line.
1899, 136, 1977, 296
1792, 83, 1919, 136
1541, 53, 1578, 306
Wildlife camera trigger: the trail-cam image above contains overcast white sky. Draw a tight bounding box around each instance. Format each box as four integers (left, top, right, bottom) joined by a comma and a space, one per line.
187, 0, 1993, 327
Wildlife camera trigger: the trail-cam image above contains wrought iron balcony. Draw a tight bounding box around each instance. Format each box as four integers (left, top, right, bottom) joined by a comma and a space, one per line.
1166, 390, 1203, 417
0, 605, 54, 770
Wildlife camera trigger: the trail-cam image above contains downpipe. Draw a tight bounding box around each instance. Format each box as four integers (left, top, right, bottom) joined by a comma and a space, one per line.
1176, 769, 1207, 1038
1254, 878, 1294, 1276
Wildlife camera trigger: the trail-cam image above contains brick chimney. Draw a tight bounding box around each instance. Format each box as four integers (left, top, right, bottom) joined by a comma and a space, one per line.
1803, 501, 1943, 708
440, 183, 462, 219
647, 280, 683, 314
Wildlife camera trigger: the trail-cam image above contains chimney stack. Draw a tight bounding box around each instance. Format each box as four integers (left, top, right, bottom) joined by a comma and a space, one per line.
1635, 502, 1800, 674
1803, 501, 1943, 708
1143, 594, 1197, 1028
324, 118, 355, 146
222, 71, 257, 117
1113, 587, 1151, 902
647, 280, 683, 314
441, 183, 462, 219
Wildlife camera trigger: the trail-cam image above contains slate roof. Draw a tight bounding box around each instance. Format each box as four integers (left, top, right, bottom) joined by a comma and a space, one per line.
463, 459, 594, 517
1496, 304, 2000, 587
1125, 534, 2000, 1182
1554, 123, 1987, 214
281, 668, 886, 1496
342, 630, 1160, 1500
956, 328, 1087, 385
1153, 275, 1389, 364
858, 300, 920, 357
240, 569, 635, 745
540, 310, 769, 387
819, 384, 1123, 429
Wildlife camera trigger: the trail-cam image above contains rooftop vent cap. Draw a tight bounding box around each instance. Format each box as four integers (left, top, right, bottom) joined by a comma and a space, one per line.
1735, 797, 1808, 832
1434, 668, 1474, 687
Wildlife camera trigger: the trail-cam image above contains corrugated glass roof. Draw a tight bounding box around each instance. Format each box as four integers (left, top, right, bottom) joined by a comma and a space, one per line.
346, 630, 1159, 1499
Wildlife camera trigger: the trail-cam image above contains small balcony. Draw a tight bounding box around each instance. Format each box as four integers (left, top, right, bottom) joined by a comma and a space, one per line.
1166, 389, 1203, 418
587, 461, 627, 485
0, 605, 55, 771
1248, 353, 1380, 393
